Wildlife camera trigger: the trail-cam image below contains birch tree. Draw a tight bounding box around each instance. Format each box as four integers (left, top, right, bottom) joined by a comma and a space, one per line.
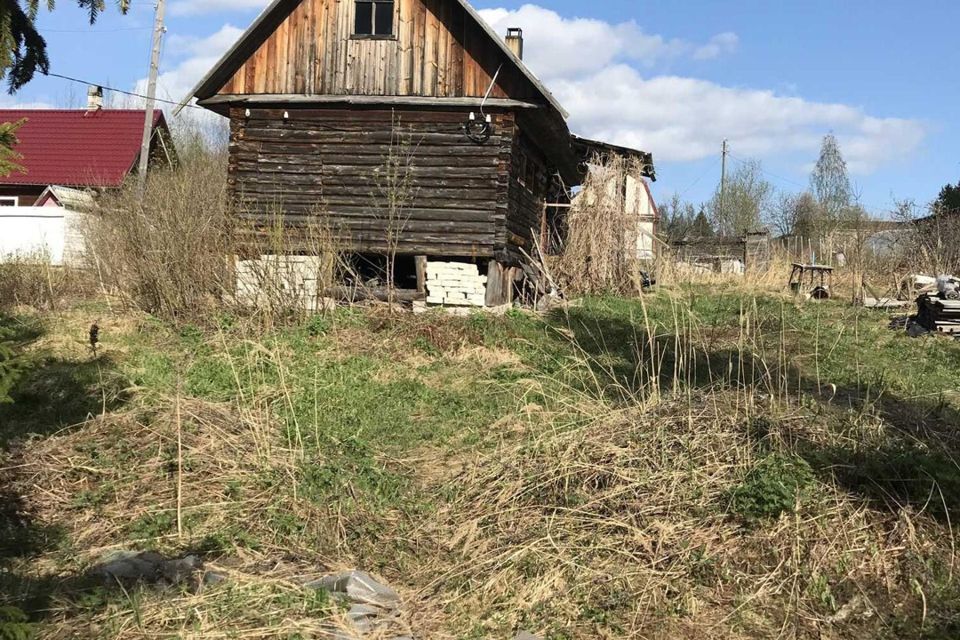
710, 159, 773, 236
810, 134, 852, 227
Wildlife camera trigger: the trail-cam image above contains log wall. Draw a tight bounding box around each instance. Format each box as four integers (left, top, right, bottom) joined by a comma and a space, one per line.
229, 106, 520, 258
504, 132, 549, 263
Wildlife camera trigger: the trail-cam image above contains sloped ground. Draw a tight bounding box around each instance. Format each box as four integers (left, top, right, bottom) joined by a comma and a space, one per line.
2, 290, 960, 638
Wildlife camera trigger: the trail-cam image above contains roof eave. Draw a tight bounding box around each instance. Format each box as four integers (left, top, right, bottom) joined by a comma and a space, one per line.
571, 134, 657, 182
176, 0, 299, 113
451, 0, 568, 120
179, 0, 570, 121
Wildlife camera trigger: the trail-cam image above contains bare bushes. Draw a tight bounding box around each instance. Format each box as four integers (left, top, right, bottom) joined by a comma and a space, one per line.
87, 151, 232, 319
908, 210, 960, 275
86, 147, 348, 324
554, 155, 651, 295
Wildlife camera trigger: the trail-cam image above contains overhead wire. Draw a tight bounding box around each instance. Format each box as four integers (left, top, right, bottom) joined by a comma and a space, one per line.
675, 158, 720, 199
727, 150, 892, 213
42, 71, 204, 109
727, 152, 807, 190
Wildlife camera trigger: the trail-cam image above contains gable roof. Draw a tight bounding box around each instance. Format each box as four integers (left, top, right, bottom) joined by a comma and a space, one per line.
572, 134, 657, 181
179, 0, 568, 118
35, 185, 97, 209
0, 109, 166, 188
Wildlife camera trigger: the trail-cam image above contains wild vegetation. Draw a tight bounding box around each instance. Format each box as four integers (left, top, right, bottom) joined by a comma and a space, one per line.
3, 250, 960, 638
2, 138, 960, 639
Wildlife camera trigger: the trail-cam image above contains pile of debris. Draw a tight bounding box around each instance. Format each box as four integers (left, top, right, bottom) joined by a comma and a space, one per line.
916, 275, 960, 335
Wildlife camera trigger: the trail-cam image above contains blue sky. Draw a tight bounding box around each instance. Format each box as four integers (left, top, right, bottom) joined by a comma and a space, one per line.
9, 0, 958, 214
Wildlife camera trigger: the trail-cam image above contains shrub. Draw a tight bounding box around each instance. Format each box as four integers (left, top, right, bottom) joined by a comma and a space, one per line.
85, 148, 232, 320
730, 453, 815, 522
0, 606, 33, 640
85, 144, 344, 325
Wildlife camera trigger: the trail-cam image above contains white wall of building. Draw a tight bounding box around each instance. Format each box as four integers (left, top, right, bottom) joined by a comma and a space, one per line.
567, 163, 660, 261
0, 207, 86, 266
625, 174, 658, 260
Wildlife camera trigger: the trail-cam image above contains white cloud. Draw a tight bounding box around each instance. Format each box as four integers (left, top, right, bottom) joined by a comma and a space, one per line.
139, 3, 924, 177
692, 32, 739, 61
0, 97, 55, 110
551, 66, 925, 173
480, 5, 924, 175
478, 5, 736, 79
170, 0, 269, 17
136, 24, 244, 105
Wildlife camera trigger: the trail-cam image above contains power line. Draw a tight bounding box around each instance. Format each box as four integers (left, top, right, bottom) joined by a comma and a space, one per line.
727, 151, 892, 213
41, 26, 152, 33
675, 158, 719, 199
42, 71, 202, 110
727, 151, 807, 190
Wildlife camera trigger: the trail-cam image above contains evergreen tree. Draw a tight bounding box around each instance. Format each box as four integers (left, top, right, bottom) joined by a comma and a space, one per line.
0, 1, 130, 92
0, 118, 25, 177
933, 181, 960, 213
690, 208, 715, 238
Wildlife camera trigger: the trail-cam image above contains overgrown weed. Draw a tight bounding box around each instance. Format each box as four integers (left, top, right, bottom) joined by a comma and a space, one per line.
2, 289, 960, 638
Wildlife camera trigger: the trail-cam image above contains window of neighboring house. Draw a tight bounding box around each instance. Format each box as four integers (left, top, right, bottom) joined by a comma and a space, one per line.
0, 197, 18, 207
355, 0, 395, 37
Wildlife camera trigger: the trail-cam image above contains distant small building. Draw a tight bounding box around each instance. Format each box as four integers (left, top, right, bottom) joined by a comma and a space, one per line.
35, 185, 97, 210
568, 138, 659, 260
673, 229, 770, 273
0, 91, 173, 206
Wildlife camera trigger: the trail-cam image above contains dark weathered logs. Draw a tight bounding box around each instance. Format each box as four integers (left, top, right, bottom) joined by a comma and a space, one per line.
323, 286, 425, 303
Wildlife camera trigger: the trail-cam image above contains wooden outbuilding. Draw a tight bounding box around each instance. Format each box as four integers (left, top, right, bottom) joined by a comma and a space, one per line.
183, 0, 654, 304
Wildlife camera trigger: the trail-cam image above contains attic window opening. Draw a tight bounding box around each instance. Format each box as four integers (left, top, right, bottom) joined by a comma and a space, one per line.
354, 0, 395, 38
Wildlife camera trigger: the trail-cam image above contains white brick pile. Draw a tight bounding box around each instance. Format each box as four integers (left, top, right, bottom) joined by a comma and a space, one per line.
236, 255, 327, 311
426, 261, 488, 307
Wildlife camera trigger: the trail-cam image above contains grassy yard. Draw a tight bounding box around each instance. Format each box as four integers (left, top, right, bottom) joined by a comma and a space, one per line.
2, 288, 960, 638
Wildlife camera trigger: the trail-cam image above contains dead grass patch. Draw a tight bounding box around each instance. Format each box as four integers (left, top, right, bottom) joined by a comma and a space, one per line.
422, 393, 954, 638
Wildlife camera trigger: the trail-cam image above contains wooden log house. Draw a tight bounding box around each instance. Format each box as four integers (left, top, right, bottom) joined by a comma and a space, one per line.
183, 0, 655, 304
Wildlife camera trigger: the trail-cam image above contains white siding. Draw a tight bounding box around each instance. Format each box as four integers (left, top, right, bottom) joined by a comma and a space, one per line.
0, 207, 87, 266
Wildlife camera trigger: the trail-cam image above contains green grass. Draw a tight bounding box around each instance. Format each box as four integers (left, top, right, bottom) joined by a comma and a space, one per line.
2, 291, 960, 638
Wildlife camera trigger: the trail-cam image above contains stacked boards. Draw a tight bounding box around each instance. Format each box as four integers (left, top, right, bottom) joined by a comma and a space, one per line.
917, 296, 960, 334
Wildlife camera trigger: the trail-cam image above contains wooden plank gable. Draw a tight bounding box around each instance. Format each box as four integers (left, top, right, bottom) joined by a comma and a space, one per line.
217, 0, 531, 101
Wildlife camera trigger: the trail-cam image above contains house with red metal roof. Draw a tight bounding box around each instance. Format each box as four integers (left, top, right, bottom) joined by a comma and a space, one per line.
0, 93, 173, 207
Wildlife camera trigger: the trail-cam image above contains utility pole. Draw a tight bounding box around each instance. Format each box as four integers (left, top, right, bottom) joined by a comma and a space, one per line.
138, 0, 167, 194
719, 139, 728, 222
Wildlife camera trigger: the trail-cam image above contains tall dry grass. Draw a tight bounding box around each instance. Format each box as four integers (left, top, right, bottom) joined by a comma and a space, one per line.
421, 295, 955, 638
553, 155, 653, 296
0, 251, 85, 312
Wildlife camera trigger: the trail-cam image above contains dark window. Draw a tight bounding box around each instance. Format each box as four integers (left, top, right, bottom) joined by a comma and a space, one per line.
355, 0, 394, 36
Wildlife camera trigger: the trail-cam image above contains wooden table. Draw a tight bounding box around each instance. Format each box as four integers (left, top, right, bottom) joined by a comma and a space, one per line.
789, 263, 834, 299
